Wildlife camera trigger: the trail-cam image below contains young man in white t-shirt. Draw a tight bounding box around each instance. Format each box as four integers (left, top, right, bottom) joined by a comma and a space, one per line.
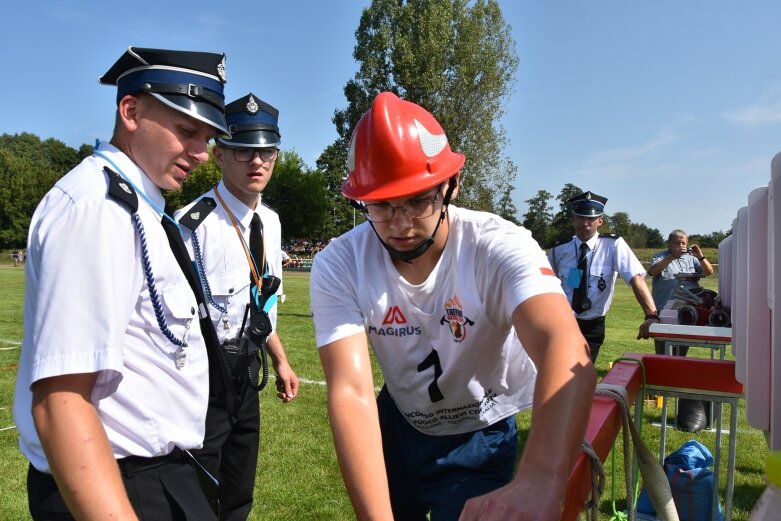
310, 92, 596, 521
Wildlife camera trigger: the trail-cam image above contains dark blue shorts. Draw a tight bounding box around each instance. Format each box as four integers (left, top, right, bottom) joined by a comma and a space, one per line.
377, 386, 518, 521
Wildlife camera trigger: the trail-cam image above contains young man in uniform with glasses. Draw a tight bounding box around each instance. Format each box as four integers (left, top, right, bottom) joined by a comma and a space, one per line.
309, 92, 595, 521
14, 46, 231, 520
176, 93, 299, 521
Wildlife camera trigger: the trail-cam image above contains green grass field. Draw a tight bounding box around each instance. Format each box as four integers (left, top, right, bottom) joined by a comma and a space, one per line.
0, 263, 768, 520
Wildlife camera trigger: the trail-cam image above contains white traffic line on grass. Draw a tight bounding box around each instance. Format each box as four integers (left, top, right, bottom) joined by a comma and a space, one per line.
299, 377, 326, 387
0, 338, 21, 350
298, 377, 382, 393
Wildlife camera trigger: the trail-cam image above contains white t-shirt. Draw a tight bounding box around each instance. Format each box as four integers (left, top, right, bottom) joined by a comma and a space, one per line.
311, 206, 563, 435
176, 180, 282, 342
13, 142, 210, 473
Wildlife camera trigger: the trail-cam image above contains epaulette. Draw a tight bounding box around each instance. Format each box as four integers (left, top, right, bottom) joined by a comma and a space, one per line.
551, 237, 574, 248
104, 166, 138, 213
178, 197, 217, 232
599, 233, 620, 239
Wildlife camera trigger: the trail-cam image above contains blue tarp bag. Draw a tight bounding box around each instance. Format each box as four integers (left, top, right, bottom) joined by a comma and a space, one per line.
637, 440, 724, 521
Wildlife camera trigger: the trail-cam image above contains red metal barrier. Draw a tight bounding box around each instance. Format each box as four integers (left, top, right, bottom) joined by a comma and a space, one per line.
560, 353, 743, 520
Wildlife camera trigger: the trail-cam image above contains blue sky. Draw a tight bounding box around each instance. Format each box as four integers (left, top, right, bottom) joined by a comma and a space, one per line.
2, 1, 780, 237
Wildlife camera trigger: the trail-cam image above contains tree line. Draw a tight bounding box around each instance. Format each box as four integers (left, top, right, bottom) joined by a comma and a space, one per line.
521, 183, 731, 250
0, 1, 731, 252
0, 132, 730, 252
0, 132, 338, 249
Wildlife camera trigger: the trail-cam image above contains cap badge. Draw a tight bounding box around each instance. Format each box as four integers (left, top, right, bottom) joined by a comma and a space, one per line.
119, 182, 131, 195
585, 192, 592, 200
217, 56, 227, 83
246, 95, 259, 114
414, 119, 447, 158
190, 211, 201, 221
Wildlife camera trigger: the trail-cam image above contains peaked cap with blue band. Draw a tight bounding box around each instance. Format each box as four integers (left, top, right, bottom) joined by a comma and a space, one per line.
217, 93, 281, 148
99, 46, 229, 135
569, 191, 607, 217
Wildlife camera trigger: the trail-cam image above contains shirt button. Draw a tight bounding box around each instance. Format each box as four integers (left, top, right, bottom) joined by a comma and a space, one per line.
229, 287, 234, 294
190, 307, 195, 315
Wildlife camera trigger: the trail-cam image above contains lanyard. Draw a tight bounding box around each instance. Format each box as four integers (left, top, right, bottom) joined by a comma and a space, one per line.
575, 238, 596, 274
213, 184, 265, 291
92, 147, 189, 367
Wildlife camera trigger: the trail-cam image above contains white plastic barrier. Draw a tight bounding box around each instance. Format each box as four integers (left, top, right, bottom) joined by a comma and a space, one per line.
723, 151, 781, 449
771, 154, 781, 449
747, 187, 771, 431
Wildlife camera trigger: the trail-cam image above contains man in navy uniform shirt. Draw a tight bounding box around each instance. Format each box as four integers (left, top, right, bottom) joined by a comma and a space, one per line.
548, 191, 658, 363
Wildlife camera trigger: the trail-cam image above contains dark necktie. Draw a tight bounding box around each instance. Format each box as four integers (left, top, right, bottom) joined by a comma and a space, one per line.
249, 213, 264, 309
572, 242, 590, 314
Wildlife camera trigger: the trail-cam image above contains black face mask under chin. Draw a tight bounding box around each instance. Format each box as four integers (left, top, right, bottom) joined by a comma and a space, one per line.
370, 222, 439, 263
369, 177, 457, 263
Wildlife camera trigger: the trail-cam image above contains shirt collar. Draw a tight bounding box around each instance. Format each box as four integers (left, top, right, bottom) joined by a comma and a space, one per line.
575, 233, 599, 250
216, 179, 260, 230
95, 141, 166, 211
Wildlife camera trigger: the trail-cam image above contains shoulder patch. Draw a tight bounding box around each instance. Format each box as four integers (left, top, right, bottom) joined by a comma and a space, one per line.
103, 166, 138, 213
599, 233, 620, 239
178, 197, 217, 232
551, 237, 574, 248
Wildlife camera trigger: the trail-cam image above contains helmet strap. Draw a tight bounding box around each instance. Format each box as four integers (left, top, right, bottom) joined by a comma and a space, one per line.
370, 176, 458, 264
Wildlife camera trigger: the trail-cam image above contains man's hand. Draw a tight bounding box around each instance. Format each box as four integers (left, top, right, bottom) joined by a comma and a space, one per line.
637, 317, 658, 339
458, 476, 564, 521
273, 363, 299, 403
690, 244, 704, 259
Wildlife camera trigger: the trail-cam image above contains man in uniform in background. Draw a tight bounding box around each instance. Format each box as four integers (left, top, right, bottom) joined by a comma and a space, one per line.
177, 93, 299, 520
14, 46, 231, 520
548, 191, 659, 363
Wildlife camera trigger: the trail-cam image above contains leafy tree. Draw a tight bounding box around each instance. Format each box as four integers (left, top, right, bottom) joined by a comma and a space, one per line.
263, 150, 330, 241
549, 183, 582, 244
689, 229, 732, 248
522, 189, 553, 246
0, 133, 78, 248
325, 0, 519, 214
77, 143, 95, 163
631, 223, 664, 248
164, 149, 222, 211
0, 149, 60, 248
164, 149, 330, 241
496, 184, 520, 225
41, 138, 80, 175
605, 211, 632, 241
314, 142, 357, 238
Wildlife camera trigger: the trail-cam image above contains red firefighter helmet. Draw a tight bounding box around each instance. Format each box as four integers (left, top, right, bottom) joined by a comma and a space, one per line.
342, 92, 465, 201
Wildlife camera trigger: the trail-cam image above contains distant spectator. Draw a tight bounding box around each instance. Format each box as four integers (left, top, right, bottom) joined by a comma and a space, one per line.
11, 250, 21, 267
648, 229, 714, 355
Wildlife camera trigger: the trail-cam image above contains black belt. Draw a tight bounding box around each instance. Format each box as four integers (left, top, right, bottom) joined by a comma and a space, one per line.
576, 316, 605, 325
117, 447, 185, 478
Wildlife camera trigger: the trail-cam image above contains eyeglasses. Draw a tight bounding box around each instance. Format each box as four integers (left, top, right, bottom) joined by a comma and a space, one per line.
360, 191, 442, 223
230, 147, 279, 163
